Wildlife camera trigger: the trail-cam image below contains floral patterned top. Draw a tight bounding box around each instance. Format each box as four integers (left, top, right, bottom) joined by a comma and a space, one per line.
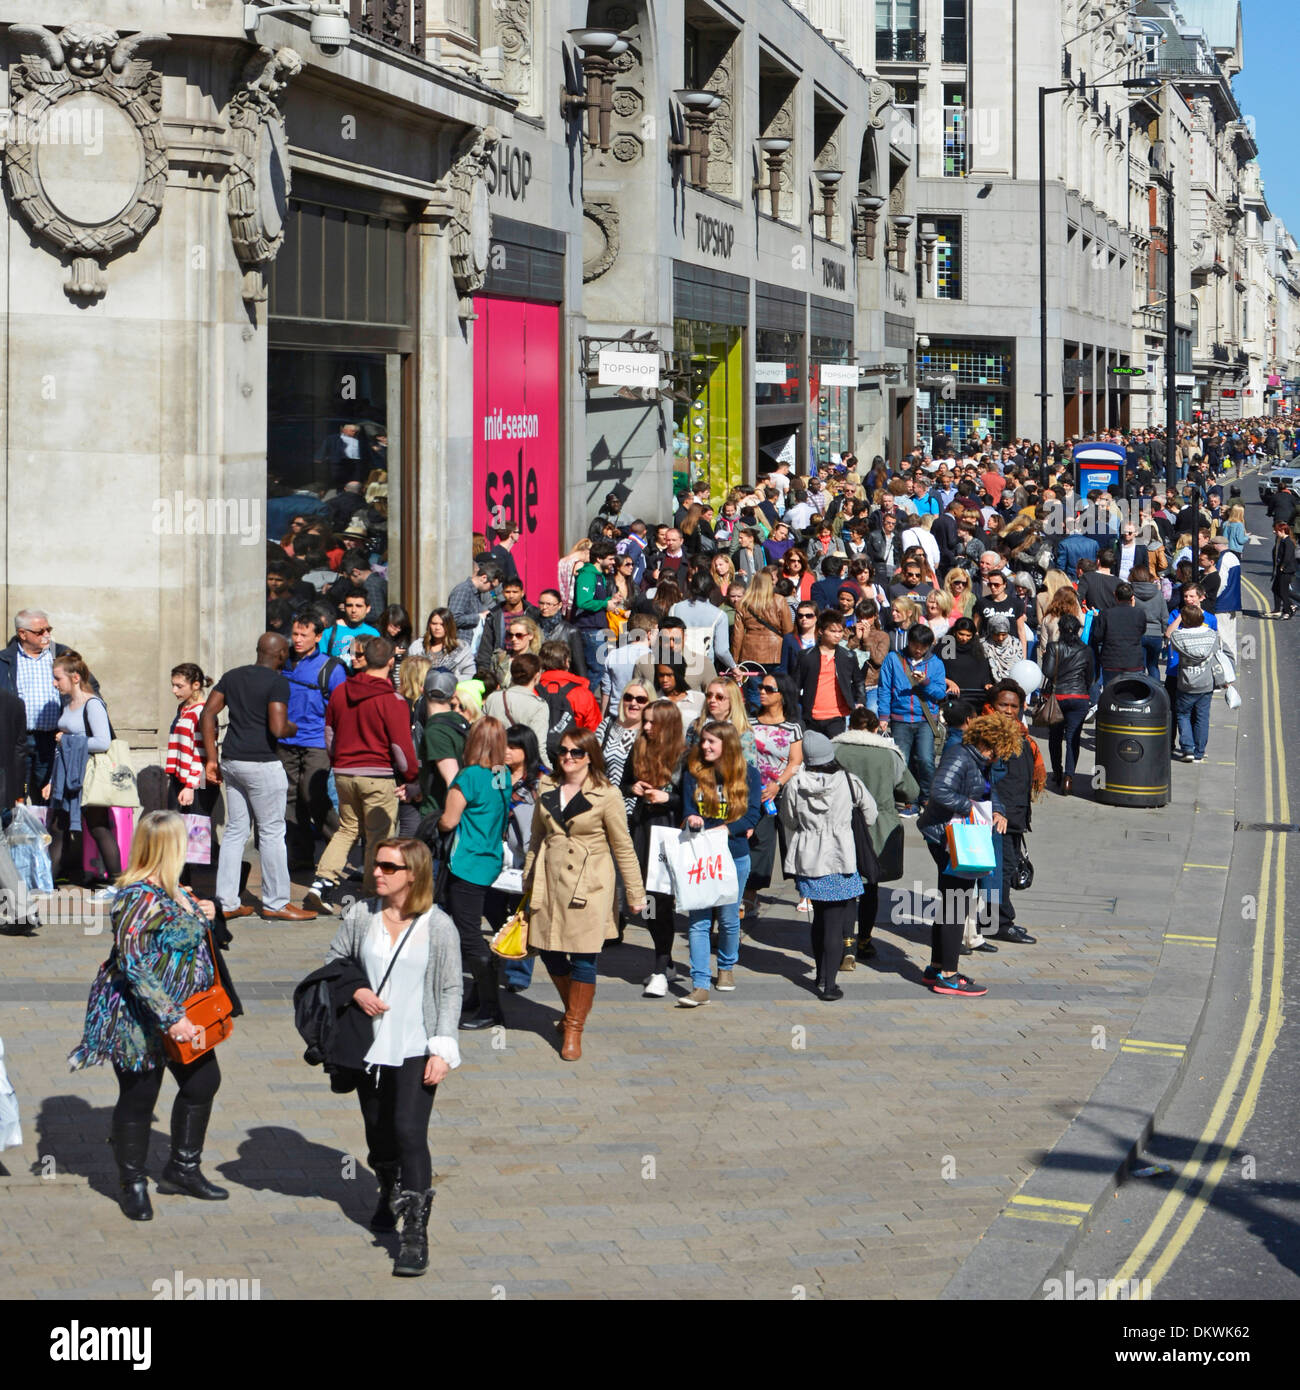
68, 882, 215, 1073
752, 718, 804, 789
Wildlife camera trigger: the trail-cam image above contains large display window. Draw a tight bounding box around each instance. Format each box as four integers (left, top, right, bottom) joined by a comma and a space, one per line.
672, 319, 744, 507
811, 333, 852, 467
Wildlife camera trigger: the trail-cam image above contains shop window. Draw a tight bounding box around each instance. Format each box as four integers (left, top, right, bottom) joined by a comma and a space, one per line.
811, 334, 852, 466
673, 319, 744, 507
755, 327, 804, 405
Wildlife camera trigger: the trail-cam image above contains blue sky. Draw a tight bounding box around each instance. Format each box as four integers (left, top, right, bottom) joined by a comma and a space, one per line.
1234, 0, 1299, 234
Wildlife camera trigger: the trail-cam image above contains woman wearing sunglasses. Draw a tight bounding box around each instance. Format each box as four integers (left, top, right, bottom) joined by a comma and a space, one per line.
524, 728, 646, 1060
685, 679, 758, 765
324, 836, 461, 1276
596, 682, 650, 791
943, 569, 976, 621
623, 700, 687, 996
742, 672, 804, 918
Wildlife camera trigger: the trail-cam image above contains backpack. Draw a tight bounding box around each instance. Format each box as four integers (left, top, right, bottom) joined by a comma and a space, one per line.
539, 678, 582, 764
315, 656, 344, 698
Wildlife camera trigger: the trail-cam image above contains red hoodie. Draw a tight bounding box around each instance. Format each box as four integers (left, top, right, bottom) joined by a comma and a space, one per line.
535, 668, 601, 732
325, 673, 418, 781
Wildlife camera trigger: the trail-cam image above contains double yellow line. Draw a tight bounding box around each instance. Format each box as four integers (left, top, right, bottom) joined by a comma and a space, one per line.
1102, 577, 1288, 1298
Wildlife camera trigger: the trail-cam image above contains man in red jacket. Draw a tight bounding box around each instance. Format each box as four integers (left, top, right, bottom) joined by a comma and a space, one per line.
306, 636, 417, 913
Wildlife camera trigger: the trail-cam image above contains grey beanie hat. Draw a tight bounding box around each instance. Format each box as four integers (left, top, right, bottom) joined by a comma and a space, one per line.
801, 730, 837, 767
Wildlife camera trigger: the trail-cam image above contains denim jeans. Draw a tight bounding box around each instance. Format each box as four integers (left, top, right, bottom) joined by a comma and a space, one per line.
217, 759, 290, 912
891, 719, 936, 804
580, 629, 609, 700
1048, 698, 1090, 779
687, 853, 749, 989
1176, 691, 1212, 758
863, 686, 880, 716
1141, 635, 1163, 680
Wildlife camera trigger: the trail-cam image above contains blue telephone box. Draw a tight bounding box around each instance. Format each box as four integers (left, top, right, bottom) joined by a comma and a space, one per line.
1073, 442, 1126, 496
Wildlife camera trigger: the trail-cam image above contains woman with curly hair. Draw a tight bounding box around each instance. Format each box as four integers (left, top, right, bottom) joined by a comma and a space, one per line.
1039, 583, 1083, 647
982, 680, 1046, 947
915, 712, 1023, 997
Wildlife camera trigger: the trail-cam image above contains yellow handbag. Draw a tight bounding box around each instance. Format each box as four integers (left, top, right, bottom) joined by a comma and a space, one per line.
489, 892, 530, 960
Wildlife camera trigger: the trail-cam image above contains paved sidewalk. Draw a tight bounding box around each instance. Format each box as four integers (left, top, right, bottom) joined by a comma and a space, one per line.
0, 697, 1241, 1300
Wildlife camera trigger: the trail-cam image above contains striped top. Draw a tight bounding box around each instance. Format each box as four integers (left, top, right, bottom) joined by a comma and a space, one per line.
165, 701, 206, 789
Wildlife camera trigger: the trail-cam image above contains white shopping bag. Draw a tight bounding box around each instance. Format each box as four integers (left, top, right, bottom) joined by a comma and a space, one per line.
662, 825, 737, 913
1224, 684, 1242, 710
645, 825, 678, 896
968, 798, 994, 826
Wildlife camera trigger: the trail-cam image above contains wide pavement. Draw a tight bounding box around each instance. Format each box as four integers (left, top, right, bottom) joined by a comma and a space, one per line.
0, 645, 1251, 1301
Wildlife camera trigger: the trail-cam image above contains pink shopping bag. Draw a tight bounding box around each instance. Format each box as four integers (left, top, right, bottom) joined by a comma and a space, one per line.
83, 806, 136, 879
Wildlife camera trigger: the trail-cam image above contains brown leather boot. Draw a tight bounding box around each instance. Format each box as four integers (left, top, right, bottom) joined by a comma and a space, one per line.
560, 980, 595, 1061
549, 972, 571, 1032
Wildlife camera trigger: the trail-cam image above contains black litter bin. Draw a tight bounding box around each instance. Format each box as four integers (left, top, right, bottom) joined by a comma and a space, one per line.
1095, 675, 1171, 807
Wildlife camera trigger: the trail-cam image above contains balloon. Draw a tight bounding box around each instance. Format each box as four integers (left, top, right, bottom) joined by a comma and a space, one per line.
1008, 659, 1044, 697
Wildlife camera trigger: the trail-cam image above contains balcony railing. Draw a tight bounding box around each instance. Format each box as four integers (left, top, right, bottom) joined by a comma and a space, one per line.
1211, 343, 1229, 363
1235, 349, 1250, 366
877, 29, 927, 63
350, 0, 427, 57
1145, 56, 1224, 81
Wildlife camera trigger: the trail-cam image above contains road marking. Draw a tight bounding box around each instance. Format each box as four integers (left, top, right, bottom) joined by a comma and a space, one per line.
1008, 1195, 1091, 1211
1165, 934, 1217, 943
1003, 1209, 1083, 1226
1103, 580, 1287, 1299
1121, 1042, 1187, 1056
1182, 863, 1229, 871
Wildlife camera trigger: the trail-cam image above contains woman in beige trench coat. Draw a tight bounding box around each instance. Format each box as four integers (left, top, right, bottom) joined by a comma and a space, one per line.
524, 726, 646, 1062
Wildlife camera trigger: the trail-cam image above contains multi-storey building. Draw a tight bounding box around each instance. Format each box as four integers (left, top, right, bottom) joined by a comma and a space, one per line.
0, 0, 911, 748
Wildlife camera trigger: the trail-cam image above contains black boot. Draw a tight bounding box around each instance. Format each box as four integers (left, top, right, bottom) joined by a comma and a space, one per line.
392, 1188, 434, 1276
157, 1100, 229, 1200
370, 1161, 400, 1232
110, 1119, 153, 1221
459, 958, 504, 1031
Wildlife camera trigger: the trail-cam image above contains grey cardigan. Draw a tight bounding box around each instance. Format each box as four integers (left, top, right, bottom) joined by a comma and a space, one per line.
325, 900, 464, 1067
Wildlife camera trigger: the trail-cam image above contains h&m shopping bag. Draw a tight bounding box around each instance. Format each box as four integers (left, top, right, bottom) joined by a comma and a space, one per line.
182, 813, 212, 865
83, 806, 136, 880
663, 825, 737, 913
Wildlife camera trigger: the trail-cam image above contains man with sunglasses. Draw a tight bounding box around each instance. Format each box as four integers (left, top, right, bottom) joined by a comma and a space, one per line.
0, 609, 76, 802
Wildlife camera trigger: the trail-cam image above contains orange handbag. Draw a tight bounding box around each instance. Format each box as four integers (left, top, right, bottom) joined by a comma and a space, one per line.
162, 928, 235, 1065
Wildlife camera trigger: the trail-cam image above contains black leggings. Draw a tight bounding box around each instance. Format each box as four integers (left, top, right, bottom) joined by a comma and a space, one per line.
354, 1056, 437, 1191
810, 899, 857, 992
926, 840, 971, 974
48, 806, 121, 884
112, 1050, 221, 1126
857, 883, 880, 945
642, 892, 678, 974
448, 876, 492, 968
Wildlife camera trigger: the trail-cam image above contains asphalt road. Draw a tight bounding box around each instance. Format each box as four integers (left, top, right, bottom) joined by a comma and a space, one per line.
1067, 483, 1300, 1302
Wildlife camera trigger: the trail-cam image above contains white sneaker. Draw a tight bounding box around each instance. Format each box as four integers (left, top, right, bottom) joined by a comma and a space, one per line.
643, 973, 668, 998
797, 897, 812, 913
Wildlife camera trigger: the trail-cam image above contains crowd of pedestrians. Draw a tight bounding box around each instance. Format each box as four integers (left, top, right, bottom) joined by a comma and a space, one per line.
3, 415, 1291, 1276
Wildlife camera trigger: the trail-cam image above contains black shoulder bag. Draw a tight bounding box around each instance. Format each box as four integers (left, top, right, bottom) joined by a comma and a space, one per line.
841, 769, 880, 885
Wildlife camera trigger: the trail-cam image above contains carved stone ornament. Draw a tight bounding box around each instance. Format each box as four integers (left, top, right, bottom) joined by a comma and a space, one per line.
485, 1, 537, 117
227, 44, 303, 304
582, 196, 620, 283
447, 126, 499, 306
4, 23, 170, 300
867, 78, 895, 131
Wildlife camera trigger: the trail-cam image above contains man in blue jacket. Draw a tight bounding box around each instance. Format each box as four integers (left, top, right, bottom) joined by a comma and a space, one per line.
280, 613, 347, 871
878, 624, 948, 815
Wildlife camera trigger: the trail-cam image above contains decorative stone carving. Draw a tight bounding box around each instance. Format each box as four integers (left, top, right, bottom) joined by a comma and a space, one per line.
484, 0, 537, 117
610, 132, 642, 164
704, 40, 735, 197
611, 87, 642, 119
582, 196, 620, 283
4, 23, 170, 300
227, 45, 302, 305
445, 125, 499, 308
867, 78, 894, 131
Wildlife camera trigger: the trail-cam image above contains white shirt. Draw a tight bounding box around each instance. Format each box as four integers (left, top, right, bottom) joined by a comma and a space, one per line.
785, 501, 815, 532
902, 526, 939, 573
600, 638, 648, 706
342, 433, 361, 460
360, 914, 461, 1070
768, 470, 791, 494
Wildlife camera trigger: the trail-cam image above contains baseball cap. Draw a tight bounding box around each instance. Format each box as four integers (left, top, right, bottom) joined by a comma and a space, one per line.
423, 670, 458, 701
